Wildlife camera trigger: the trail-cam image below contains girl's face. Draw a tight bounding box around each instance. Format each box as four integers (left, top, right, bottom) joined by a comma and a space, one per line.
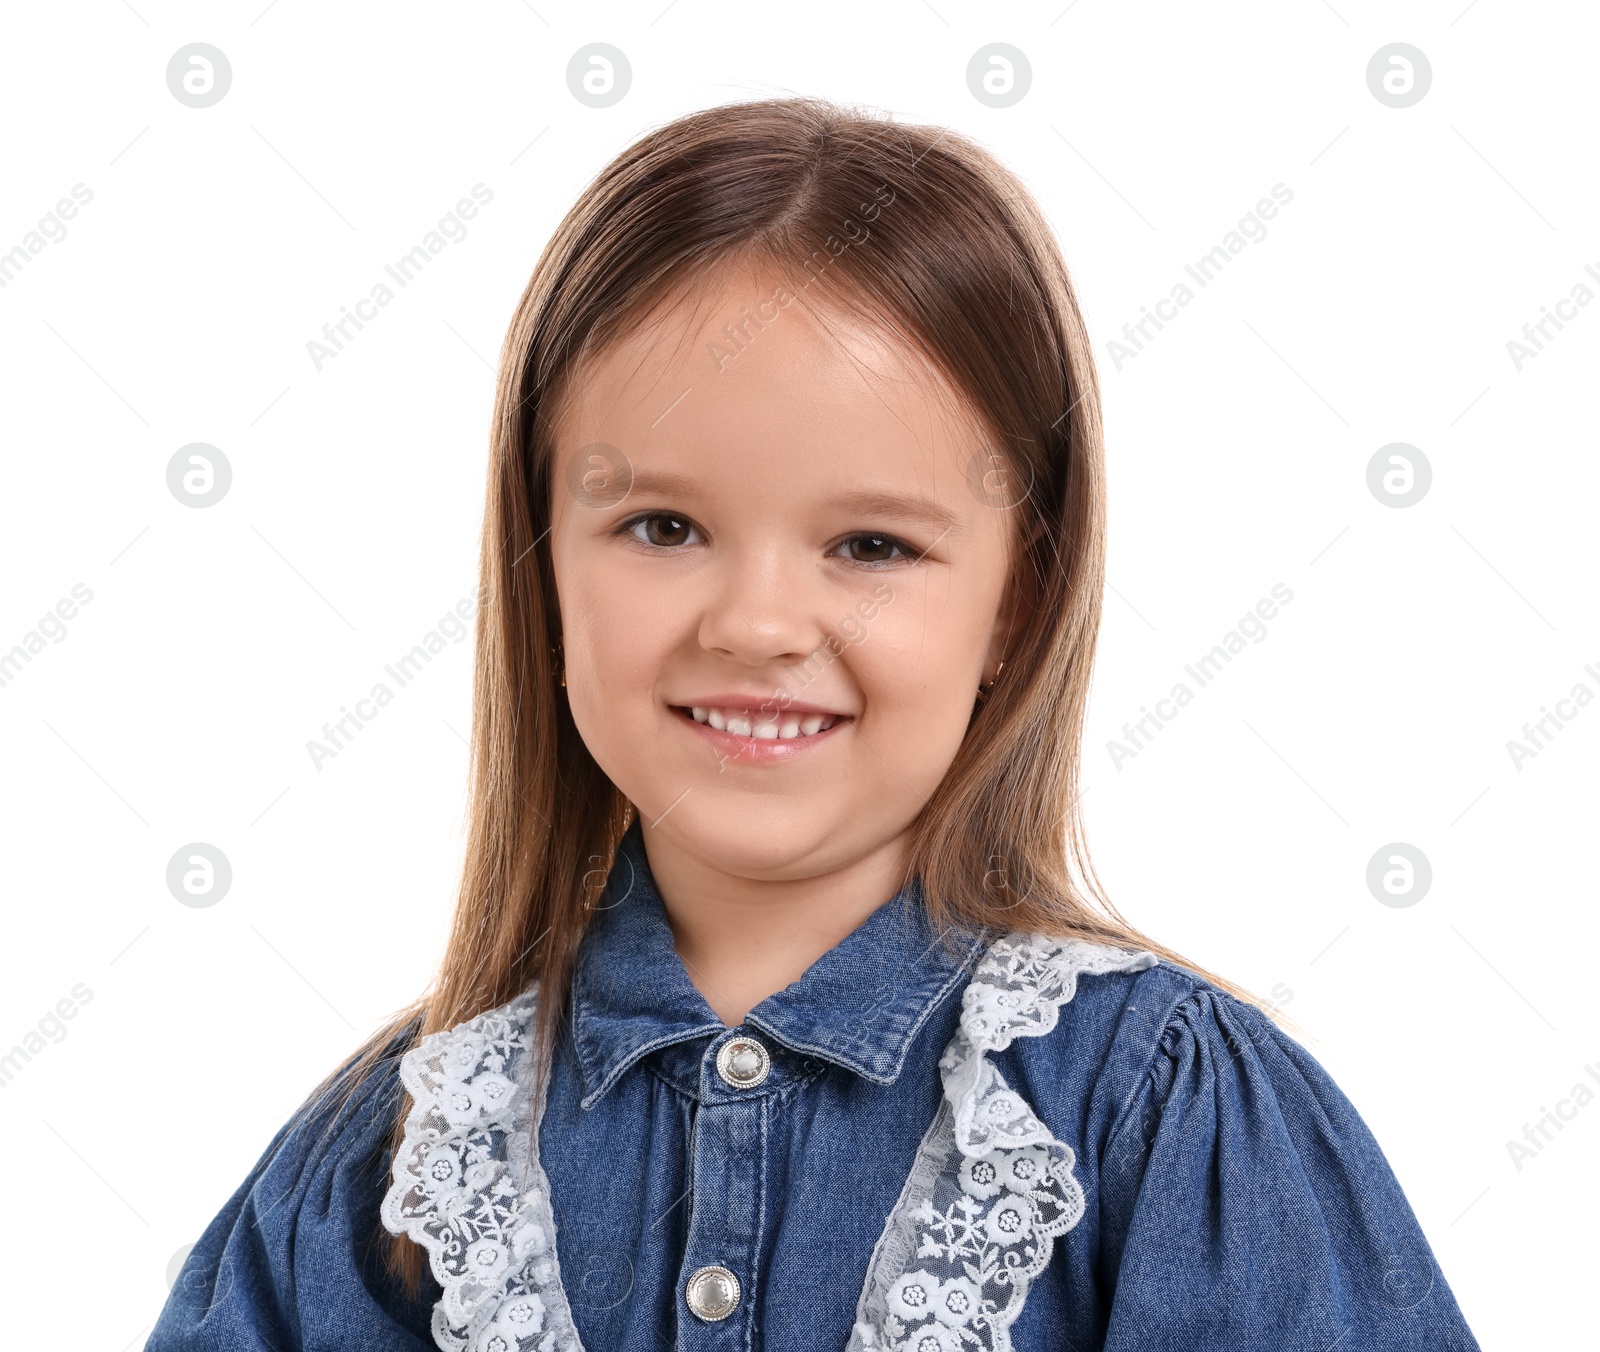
549, 263, 1021, 883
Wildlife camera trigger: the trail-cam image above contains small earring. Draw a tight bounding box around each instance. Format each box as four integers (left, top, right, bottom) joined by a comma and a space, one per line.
552, 642, 566, 688
975, 658, 1005, 703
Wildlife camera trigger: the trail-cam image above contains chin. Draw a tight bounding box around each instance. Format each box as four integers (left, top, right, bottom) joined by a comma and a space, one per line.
647, 798, 853, 878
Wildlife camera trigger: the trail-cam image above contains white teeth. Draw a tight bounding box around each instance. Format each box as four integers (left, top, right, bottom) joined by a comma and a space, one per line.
684, 705, 842, 738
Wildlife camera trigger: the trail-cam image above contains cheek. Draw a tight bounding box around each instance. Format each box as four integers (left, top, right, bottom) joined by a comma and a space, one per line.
851, 572, 993, 733
846, 633, 975, 806
565, 580, 674, 719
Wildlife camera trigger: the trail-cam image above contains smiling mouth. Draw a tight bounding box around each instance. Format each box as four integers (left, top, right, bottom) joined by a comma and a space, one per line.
672, 704, 845, 741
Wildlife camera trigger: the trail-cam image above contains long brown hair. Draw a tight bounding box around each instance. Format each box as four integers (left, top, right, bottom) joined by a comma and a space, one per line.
337, 95, 1294, 1293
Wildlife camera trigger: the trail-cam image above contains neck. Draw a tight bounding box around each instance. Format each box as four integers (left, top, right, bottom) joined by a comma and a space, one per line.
639, 823, 912, 1026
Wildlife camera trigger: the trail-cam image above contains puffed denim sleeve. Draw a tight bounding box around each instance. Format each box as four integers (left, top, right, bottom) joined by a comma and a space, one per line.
148, 1034, 437, 1352
1095, 986, 1480, 1350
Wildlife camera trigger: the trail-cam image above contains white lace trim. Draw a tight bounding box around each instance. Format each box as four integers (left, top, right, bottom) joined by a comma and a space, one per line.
381, 933, 1157, 1352
848, 934, 1158, 1352
379, 987, 584, 1352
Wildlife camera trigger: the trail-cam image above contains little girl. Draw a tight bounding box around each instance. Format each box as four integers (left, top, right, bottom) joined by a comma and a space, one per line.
150, 98, 1480, 1351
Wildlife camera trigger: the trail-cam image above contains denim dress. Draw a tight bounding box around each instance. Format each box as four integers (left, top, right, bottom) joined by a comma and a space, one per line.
149, 819, 1481, 1350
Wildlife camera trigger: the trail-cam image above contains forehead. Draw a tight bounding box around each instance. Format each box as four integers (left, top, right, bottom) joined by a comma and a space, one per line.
550, 259, 994, 489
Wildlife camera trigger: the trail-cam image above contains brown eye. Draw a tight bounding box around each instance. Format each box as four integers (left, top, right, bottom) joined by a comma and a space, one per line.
839, 533, 907, 564
625, 513, 701, 548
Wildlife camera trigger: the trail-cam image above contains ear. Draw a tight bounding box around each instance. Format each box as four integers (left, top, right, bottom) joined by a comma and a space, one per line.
981, 519, 1043, 685
981, 592, 1024, 685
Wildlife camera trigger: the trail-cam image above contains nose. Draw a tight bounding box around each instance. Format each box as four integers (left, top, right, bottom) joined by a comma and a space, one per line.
693, 539, 823, 670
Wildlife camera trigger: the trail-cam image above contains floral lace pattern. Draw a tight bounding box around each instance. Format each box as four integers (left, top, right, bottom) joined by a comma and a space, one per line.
379, 989, 584, 1352
383, 933, 1156, 1352
944, 935, 1161, 1155
848, 935, 1158, 1352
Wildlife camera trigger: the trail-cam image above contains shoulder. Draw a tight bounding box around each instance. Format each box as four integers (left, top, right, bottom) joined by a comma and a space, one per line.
258, 1021, 419, 1212
149, 1021, 433, 1352
969, 932, 1347, 1178
973, 936, 1223, 1153
976, 942, 1483, 1345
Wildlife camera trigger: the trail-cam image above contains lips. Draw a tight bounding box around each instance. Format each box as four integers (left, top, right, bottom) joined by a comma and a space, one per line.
668, 699, 851, 760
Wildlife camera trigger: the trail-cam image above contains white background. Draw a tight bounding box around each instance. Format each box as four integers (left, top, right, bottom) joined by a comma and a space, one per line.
1, 2, 1594, 1347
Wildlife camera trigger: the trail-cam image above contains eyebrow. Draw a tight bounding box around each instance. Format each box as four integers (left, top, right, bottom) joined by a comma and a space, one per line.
621, 468, 702, 500
824, 489, 962, 534
622, 470, 962, 534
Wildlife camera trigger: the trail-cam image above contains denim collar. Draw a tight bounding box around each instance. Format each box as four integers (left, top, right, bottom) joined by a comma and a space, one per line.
568, 819, 986, 1109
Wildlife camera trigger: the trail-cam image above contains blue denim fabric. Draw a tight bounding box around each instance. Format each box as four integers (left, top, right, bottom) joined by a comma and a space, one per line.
150, 819, 1481, 1350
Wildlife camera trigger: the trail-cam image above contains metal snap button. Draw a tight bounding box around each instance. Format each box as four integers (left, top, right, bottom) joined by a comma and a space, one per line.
685, 1264, 741, 1321
715, 1035, 771, 1089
